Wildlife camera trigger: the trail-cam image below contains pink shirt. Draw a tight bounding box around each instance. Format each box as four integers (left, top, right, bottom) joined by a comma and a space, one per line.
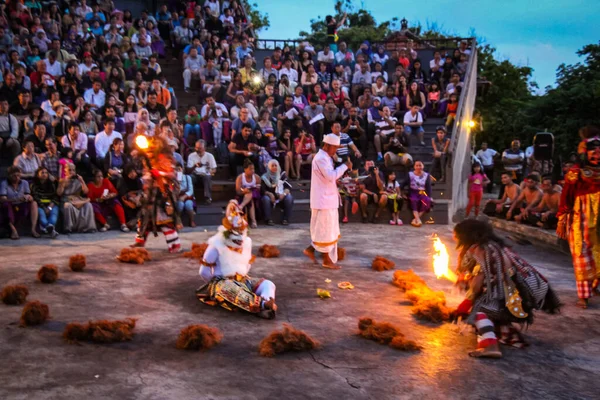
469, 173, 486, 193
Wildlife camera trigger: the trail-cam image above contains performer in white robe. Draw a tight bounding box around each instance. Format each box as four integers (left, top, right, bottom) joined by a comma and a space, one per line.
197, 200, 277, 319
304, 134, 352, 269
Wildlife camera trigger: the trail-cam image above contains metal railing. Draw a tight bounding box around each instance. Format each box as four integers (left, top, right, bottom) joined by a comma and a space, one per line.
372, 37, 475, 51
254, 39, 305, 50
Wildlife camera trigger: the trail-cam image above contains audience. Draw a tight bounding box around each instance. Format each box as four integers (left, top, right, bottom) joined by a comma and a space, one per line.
260, 159, 293, 226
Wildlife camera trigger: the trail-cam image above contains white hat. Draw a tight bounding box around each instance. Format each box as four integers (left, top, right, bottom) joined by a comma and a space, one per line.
323, 133, 341, 147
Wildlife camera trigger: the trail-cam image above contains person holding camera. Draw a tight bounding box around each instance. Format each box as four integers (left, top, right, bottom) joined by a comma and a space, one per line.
383, 123, 413, 169
342, 106, 367, 157
304, 134, 352, 269
359, 160, 387, 223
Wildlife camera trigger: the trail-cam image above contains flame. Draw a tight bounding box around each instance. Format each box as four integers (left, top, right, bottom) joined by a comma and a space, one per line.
432, 236, 456, 283
135, 135, 149, 150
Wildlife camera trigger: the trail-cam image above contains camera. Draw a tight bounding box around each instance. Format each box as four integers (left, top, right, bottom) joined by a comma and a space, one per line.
368, 166, 375, 174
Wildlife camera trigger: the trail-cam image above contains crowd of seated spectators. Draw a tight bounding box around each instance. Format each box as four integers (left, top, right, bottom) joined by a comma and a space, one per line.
0, 0, 473, 238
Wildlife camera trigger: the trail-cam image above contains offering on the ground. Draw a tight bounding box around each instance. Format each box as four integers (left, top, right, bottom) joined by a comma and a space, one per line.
372, 256, 395, 271
337, 281, 355, 290
259, 324, 320, 357
176, 324, 223, 351
63, 318, 137, 343
357, 317, 421, 351
1, 285, 29, 305
20, 301, 50, 326
69, 255, 87, 272
257, 244, 280, 258
37, 265, 58, 283
317, 288, 331, 298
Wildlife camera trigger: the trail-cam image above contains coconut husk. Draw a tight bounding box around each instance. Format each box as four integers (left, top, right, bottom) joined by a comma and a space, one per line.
69, 254, 87, 272
63, 318, 137, 343
337, 247, 346, 261
183, 243, 209, 260
176, 324, 223, 351
391, 269, 426, 291
37, 264, 58, 283
372, 256, 395, 271
403, 280, 451, 323
357, 317, 421, 351
1, 285, 29, 305
259, 324, 320, 357
405, 286, 446, 306
117, 248, 151, 264
20, 301, 50, 326
257, 244, 280, 258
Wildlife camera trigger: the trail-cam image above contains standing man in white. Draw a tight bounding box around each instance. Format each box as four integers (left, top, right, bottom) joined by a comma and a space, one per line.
304, 134, 352, 269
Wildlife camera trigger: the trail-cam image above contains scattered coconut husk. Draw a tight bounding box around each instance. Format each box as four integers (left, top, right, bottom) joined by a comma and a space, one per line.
176, 324, 223, 351
1, 285, 29, 305
372, 256, 395, 271
69, 254, 87, 272
37, 264, 58, 283
357, 317, 421, 351
183, 243, 209, 260
259, 324, 320, 357
391, 269, 426, 291
337, 247, 346, 261
405, 286, 446, 306
20, 301, 50, 326
411, 301, 452, 323
257, 244, 280, 258
63, 318, 137, 343
117, 248, 151, 264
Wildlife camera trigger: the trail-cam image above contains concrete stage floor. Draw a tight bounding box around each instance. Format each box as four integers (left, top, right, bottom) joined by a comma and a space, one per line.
0, 224, 599, 400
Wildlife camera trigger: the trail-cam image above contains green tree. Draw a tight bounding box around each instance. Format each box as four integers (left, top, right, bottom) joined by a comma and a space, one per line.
243, 1, 270, 35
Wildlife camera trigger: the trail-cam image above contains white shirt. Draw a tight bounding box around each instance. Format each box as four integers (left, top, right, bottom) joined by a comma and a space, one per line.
317, 51, 334, 64
187, 151, 217, 175
279, 67, 298, 83
94, 130, 123, 159
78, 62, 97, 76
200, 102, 229, 122
403, 111, 423, 125
310, 149, 348, 210
430, 58, 443, 71
84, 88, 106, 109
41, 100, 56, 117
44, 59, 62, 77
476, 148, 498, 166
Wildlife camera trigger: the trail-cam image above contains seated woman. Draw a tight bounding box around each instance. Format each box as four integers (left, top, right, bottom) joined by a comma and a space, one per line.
235, 159, 261, 229
103, 137, 130, 187
0, 166, 39, 239
293, 128, 316, 180
57, 163, 96, 233
452, 219, 561, 358
402, 160, 433, 227
117, 164, 144, 227
31, 166, 60, 238
261, 160, 293, 226
87, 168, 129, 232
175, 163, 196, 228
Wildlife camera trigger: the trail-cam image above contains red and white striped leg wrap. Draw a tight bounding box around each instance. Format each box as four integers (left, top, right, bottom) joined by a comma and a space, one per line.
475, 312, 498, 349
576, 281, 593, 299
161, 226, 181, 252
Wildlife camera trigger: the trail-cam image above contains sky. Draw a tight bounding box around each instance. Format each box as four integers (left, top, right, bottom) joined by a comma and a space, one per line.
254, 0, 600, 91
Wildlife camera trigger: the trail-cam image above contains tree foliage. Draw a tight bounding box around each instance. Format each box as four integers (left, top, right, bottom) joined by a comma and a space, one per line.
244, 1, 270, 35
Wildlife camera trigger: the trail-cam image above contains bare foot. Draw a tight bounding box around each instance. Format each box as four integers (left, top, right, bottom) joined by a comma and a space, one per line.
303, 246, 317, 263
322, 254, 341, 270
258, 298, 277, 319
576, 298, 589, 309
469, 345, 503, 359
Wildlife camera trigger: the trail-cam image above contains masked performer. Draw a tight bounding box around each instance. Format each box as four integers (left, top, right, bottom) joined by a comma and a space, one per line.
131, 136, 182, 253
452, 219, 561, 358
557, 126, 600, 308
197, 200, 277, 319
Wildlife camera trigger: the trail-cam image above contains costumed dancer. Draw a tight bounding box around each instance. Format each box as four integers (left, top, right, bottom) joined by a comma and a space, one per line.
197, 200, 277, 319
304, 134, 352, 269
131, 135, 182, 253
557, 126, 600, 308
452, 220, 561, 358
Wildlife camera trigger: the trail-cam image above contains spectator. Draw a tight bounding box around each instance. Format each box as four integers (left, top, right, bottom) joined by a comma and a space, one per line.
228, 122, 259, 178
13, 140, 42, 180
230, 94, 258, 120
26, 121, 50, 155
384, 170, 402, 225
507, 174, 543, 223
276, 95, 301, 137
95, 119, 123, 163
235, 158, 261, 229
187, 139, 217, 204
403, 105, 425, 146
502, 139, 525, 184
30, 166, 60, 238
145, 93, 167, 126
41, 137, 60, 180
151, 78, 171, 110
104, 137, 130, 185
279, 58, 298, 83
445, 92, 459, 131
465, 163, 490, 218
332, 120, 361, 163
381, 86, 400, 114
175, 163, 196, 228
184, 105, 202, 140
383, 124, 412, 169
351, 63, 372, 100
359, 160, 387, 223
183, 48, 205, 92
405, 81, 426, 114
476, 142, 498, 193
0, 166, 40, 239
341, 106, 367, 156
117, 164, 144, 227
0, 98, 20, 163
88, 168, 129, 232
83, 79, 106, 111
402, 160, 433, 227
430, 126, 450, 182
483, 172, 521, 218
261, 159, 293, 226
62, 124, 91, 173
525, 176, 560, 229
373, 106, 397, 162
293, 128, 316, 180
